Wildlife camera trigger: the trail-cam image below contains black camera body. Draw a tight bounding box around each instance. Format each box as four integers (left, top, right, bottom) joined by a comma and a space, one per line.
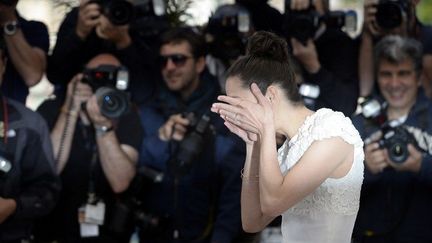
378, 124, 417, 163
89, 0, 165, 26
82, 65, 130, 119
174, 113, 212, 171
283, 2, 357, 44
376, 0, 410, 30
205, 4, 251, 64
0, 0, 16, 6
360, 97, 419, 164
107, 165, 167, 234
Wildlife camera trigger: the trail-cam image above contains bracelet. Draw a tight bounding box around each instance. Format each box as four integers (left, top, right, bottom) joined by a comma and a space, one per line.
61, 106, 78, 117
240, 168, 259, 182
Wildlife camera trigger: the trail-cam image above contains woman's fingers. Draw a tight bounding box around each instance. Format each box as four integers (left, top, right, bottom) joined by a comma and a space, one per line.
217, 95, 242, 105
250, 83, 268, 105
223, 113, 259, 134
212, 102, 243, 115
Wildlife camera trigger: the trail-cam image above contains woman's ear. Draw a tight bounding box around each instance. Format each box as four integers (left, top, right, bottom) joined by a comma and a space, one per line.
265, 85, 279, 104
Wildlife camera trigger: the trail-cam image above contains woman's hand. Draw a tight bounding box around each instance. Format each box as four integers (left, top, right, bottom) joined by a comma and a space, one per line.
219, 114, 258, 145
212, 83, 274, 139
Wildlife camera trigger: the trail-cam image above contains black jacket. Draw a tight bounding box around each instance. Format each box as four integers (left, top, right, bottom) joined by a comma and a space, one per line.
0, 98, 60, 241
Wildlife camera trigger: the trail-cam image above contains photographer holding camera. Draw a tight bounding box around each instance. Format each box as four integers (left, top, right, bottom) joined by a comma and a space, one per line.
204, 3, 255, 93
0, 0, 49, 103
138, 27, 244, 243
0, 38, 60, 242
352, 36, 432, 243
47, 0, 163, 105
283, 0, 359, 116
359, 0, 432, 99
33, 53, 143, 243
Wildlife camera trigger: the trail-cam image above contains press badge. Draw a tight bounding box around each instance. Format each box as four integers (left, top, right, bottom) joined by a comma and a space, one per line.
85, 201, 106, 225
80, 223, 99, 237
78, 201, 106, 237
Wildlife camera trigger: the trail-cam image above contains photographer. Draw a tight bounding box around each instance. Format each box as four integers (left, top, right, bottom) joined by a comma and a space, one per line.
0, 38, 60, 242
283, 0, 359, 116
359, 0, 432, 99
34, 53, 143, 243
235, 0, 283, 34
352, 36, 432, 242
138, 27, 244, 243
47, 0, 163, 105
0, 0, 49, 103
204, 3, 254, 92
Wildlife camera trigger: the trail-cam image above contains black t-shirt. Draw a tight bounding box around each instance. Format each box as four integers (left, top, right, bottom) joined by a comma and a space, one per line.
35, 97, 143, 242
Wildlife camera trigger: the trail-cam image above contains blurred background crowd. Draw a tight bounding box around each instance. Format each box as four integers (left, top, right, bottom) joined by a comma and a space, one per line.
0, 0, 431, 243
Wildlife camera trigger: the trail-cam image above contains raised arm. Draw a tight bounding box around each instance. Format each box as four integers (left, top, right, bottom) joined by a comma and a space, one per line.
1, 6, 48, 87
86, 96, 139, 193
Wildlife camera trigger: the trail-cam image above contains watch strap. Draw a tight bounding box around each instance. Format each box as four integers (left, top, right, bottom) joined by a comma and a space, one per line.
95, 125, 114, 137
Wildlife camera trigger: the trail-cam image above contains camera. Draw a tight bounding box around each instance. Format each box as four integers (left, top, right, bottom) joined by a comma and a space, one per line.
89, 0, 166, 26
283, 0, 357, 44
173, 113, 213, 172
359, 97, 419, 163
298, 83, 320, 110
82, 65, 130, 119
205, 4, 252, 64
107, 166, 168, 234
375, 0, 410, 30
0, 144, 13, 176
0, 0, 16, 6
0, 155, 12, 175
379, 124, 417, 163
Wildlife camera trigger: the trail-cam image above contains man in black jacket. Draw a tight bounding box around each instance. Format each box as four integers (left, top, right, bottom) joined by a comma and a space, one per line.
0, 38, 60, 242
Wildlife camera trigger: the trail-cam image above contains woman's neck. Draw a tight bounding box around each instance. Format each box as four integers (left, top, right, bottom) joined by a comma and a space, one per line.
276, 104, 314, 141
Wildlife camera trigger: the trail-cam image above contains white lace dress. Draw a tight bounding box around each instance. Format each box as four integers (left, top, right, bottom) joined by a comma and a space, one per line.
277, 108, 364, 243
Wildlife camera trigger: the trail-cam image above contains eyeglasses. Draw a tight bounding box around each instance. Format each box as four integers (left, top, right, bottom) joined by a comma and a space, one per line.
159, 54, 193, 68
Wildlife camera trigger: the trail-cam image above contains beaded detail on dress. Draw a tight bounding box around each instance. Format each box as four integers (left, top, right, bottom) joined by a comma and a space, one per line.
277, 108, 364, 217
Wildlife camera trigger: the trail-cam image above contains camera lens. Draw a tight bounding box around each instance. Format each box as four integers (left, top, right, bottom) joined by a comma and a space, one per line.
106, 0, 135, 25
95, 87, 129, 118
388, 142, 408, 163
376, 2, 404, 29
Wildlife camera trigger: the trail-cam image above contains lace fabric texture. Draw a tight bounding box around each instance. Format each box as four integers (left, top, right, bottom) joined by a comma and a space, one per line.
277, 108, 364, 243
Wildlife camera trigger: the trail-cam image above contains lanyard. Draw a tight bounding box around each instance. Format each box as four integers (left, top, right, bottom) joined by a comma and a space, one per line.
87, 142, 99, 204
79, 120, 100, 205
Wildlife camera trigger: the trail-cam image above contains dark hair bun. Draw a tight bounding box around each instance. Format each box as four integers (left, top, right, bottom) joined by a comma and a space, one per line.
246, 31, 289, 63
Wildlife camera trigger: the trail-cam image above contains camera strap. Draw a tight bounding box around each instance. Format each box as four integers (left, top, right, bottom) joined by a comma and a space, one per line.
87, 142, 99, 205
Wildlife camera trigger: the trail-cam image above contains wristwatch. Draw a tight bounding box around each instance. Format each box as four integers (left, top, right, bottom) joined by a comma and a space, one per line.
3, 21, 20, 36
95, 125, 114, 137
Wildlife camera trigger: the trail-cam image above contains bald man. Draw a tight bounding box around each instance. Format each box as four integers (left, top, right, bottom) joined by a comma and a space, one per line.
34, 53, 143, 243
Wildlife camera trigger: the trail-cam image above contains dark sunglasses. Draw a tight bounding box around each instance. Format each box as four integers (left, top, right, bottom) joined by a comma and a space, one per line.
159, 54, 193, 68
